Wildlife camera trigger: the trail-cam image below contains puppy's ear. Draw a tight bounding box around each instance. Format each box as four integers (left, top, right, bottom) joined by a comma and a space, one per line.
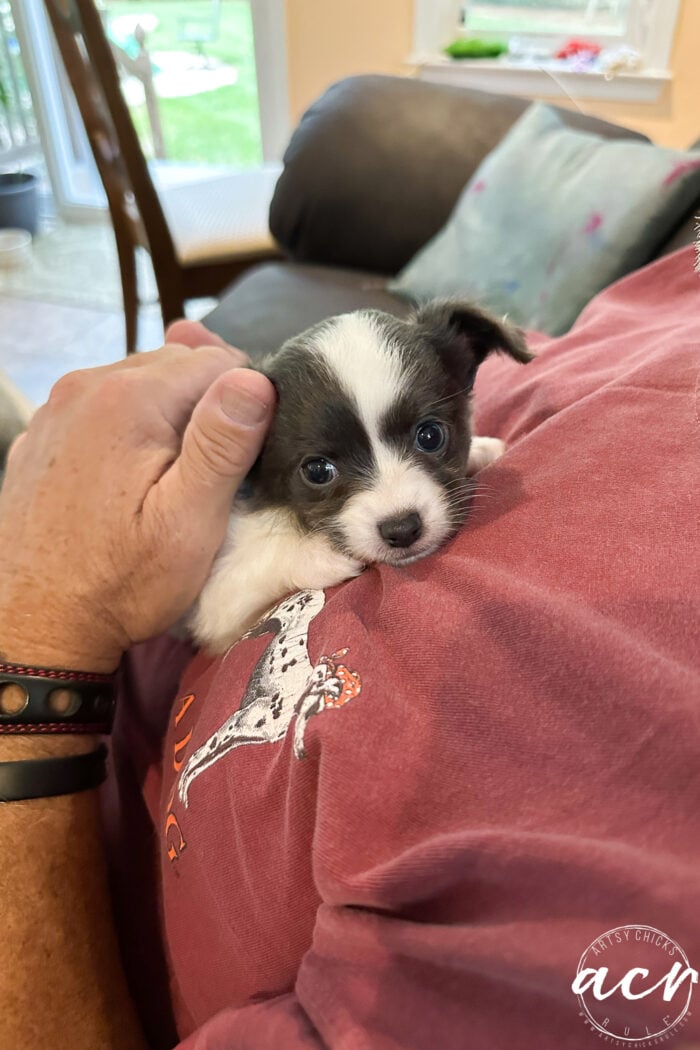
415, 300, 533, 388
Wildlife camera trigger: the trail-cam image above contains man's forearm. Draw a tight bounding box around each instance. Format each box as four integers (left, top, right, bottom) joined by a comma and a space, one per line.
0, 325, 274, 1050
0, 728, 149, 1049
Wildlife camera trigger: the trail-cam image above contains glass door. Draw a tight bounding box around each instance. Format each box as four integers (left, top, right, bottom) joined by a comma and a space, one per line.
11, 0, 288, 217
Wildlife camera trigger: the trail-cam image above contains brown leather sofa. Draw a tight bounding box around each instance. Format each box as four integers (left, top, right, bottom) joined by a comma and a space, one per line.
203, 74, 699, 358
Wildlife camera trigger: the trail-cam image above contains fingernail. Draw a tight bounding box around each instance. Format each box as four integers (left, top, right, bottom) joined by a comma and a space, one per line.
221, 385, 270, 426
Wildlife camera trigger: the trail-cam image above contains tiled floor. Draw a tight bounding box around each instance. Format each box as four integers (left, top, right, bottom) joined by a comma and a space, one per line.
0, 297, 166, 407
0, 217, 212, 407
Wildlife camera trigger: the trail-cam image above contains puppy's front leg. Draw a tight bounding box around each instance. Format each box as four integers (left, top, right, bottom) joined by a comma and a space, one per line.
191, 506, 363, 654
467, 436, 505, 475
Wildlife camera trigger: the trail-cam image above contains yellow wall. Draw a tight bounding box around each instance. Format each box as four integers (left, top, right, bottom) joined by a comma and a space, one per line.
284, 0, 699, 148
285, 0, 414, 124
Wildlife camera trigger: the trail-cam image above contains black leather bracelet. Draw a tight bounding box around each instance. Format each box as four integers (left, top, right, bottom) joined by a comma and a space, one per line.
0, 744, 108, 802
0, 662, 116, 735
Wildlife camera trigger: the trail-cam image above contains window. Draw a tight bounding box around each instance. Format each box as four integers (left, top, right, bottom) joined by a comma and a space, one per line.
466, 0, 631, 41
413, 0, 681, 101
0, 1, 42, 167
463, 0, 677, 69
11, 0, 289, 217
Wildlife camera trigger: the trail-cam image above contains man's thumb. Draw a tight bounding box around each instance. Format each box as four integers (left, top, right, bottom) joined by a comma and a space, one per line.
171, 367, 275, 515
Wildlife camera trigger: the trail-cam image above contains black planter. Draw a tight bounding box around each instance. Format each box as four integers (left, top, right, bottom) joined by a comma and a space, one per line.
0, 172, 38, 235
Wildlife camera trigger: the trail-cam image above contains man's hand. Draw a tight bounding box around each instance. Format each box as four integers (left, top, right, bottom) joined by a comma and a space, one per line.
0, 322, 274, 1050
0, 321, 274, 672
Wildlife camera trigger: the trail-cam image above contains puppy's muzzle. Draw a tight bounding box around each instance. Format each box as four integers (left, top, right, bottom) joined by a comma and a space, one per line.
378, 511, 423, 549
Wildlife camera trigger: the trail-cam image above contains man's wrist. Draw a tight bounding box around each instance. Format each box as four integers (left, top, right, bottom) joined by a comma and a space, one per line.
0, 731, 100, 763
0, 638, 120, 676
0, 596, 124, 676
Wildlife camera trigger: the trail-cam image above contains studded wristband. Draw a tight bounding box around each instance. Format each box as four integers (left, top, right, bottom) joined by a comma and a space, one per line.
0, 662, 116, 735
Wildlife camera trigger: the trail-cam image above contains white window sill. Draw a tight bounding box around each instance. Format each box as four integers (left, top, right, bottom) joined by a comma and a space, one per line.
411, 56, 671, 104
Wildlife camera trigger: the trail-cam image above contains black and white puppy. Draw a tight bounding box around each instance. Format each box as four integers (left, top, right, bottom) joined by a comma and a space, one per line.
190, 301, 532, 653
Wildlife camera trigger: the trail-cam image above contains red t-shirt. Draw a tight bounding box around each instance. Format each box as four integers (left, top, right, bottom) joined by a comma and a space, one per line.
104, 247, 700, 1050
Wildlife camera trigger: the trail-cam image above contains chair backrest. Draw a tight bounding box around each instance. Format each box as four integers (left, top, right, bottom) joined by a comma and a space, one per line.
43, 0, 180, 296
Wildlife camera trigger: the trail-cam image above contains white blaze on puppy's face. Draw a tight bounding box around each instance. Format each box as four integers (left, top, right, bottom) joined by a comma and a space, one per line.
310, 313, 407, 438
312, 313, 452, 564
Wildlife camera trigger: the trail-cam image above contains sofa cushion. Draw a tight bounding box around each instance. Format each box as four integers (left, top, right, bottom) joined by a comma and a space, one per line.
270, 75, 647, 276
389, 104, 700, 335
203, 261, 411, 360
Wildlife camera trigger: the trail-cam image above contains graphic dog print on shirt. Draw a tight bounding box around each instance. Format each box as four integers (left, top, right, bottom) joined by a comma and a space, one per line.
177, 589, 362, 807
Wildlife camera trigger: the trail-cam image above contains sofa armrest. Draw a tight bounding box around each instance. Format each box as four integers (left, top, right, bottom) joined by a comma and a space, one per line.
270, 74, 647, 275
655, 133, 700, 259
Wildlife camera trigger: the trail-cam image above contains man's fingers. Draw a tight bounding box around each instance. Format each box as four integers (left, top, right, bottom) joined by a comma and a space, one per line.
165, 319, 222, 348
157, 367, 275, 525
5, 432, 27, 466
165, 319, 247, 364
102, 342, 255, 436
116, 338, 248, 373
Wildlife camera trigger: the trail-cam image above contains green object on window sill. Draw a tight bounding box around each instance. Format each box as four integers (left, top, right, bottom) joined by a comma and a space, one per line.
444, 38, 508, 60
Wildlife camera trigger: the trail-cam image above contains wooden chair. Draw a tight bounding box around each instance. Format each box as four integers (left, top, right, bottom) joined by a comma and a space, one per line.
43, 0, 282, 354
111, 23, 167, 160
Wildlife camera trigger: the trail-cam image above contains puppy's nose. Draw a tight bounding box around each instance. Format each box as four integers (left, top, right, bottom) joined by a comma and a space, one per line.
378, 511, 423, 549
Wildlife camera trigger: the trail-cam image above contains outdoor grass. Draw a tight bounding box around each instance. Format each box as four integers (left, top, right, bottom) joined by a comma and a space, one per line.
105, 0, 262, 167
467, 0, 625, 35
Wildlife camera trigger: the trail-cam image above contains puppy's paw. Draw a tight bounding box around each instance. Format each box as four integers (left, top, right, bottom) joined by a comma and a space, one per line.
292, 545, 364, 592
467, 436, 506, 476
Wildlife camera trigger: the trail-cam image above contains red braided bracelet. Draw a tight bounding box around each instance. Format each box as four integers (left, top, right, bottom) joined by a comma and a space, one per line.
0, 661, 113, 682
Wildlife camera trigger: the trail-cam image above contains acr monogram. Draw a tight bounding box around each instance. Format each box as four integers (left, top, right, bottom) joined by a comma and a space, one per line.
573, 925, 697, 1045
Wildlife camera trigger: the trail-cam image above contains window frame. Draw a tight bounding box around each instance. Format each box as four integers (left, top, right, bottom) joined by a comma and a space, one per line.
412, 0, 681, 103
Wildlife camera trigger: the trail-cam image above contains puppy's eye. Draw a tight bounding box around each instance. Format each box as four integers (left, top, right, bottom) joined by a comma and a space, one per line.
300, 457, 338, 485
414, 421, 447, 453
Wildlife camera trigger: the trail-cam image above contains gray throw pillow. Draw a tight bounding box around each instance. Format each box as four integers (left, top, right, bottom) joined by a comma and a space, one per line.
389, 103, 700, 335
